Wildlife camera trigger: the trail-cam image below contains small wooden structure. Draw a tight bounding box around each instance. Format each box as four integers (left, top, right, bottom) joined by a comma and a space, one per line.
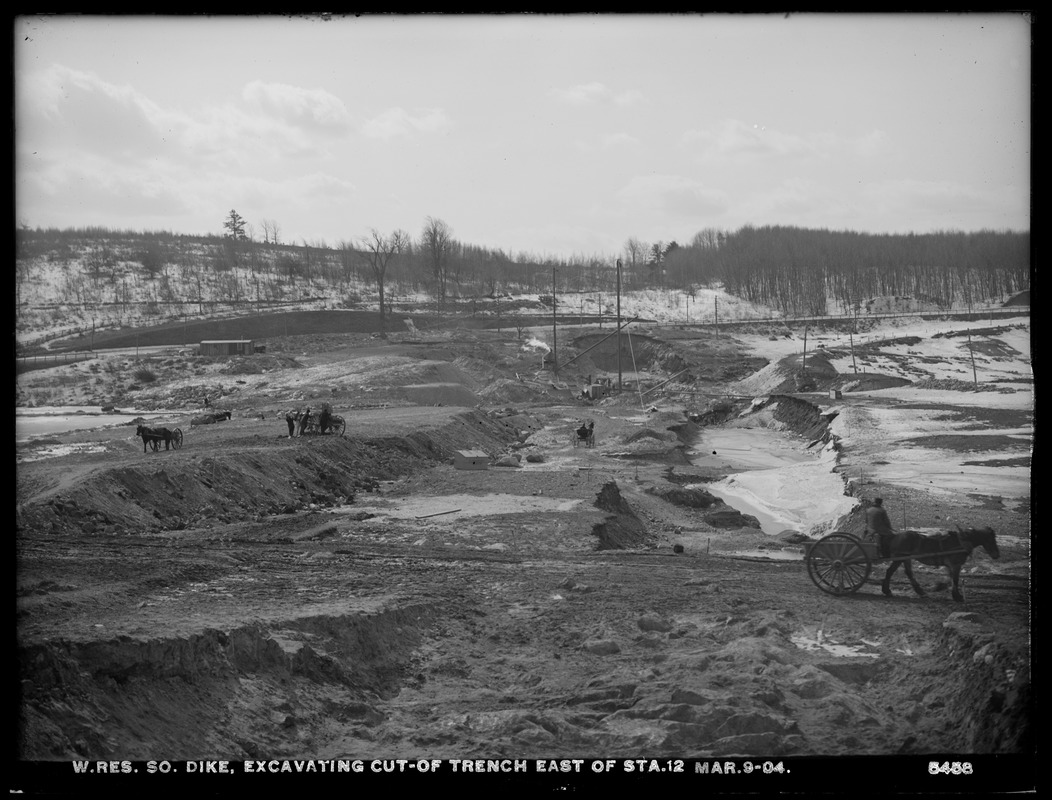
199, 339, 255, 356
453, 449, 490, 471
829, 388, 843, 400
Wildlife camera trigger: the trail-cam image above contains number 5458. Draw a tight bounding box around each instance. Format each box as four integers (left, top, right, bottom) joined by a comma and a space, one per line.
929, 762, 973, 775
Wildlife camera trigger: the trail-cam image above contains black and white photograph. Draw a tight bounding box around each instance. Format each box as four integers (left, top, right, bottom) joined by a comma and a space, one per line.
13, 12, 1032, 793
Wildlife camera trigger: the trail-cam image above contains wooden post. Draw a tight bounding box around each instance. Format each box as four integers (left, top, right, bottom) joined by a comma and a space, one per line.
802, 326, 808, 376
968, 331, 978, 387
552, 266, 557, 378
616, 259, 622, 391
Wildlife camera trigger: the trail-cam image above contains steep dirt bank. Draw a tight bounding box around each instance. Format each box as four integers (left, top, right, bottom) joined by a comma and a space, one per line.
17, 408, 540, 536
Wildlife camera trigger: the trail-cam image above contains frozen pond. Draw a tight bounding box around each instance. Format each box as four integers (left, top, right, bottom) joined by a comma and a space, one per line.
689, 427, 857, 537
689, 426, 816, 472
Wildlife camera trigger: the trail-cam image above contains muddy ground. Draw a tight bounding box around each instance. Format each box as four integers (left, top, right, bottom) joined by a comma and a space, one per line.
13, 325, 1033, 790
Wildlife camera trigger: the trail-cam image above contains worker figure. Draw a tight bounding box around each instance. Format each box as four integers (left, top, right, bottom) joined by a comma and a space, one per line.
297, 407, 311, 437
865, 497, 895, 558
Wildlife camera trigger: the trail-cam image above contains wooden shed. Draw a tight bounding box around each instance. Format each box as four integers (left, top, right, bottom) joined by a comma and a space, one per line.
199, 340, 255, 356
453, 450, 490, 471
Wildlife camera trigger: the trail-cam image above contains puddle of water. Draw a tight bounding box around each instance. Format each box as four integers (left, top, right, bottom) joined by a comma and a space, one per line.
728, 548, 802, 561
337, 492, 582, 520
16, 407, 187, 441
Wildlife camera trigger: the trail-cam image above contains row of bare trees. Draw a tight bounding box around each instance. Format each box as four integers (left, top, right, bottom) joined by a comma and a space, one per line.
16, 222, 1029, 325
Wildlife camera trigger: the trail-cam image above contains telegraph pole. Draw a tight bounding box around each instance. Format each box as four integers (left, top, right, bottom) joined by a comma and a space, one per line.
616, 259, 623, 391
552, 266, 558, 378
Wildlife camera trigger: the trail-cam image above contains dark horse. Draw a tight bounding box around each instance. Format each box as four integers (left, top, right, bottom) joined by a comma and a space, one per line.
881, 527, 999, 602
136, 424, 174, 452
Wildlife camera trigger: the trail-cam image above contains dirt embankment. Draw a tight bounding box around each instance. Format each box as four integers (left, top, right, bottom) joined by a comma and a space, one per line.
17, 409, 541, 537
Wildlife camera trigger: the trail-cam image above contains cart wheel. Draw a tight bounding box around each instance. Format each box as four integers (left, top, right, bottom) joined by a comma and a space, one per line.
334, 417, 346, 436
172, 428, 183, 449
806, 532, 872, 595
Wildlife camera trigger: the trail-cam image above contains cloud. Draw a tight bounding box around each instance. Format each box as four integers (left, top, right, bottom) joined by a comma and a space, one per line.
861, 178, 1028, 230
615, 174, 728, 218
242, 81, 352, 133
681, 119, 817, 162
360, 107, 452, 139
16, 64, 345, 177
550, 82, 642, 106
682, 119, 890, 164
18, 65, 174, 159
600, 132, 640, 148
574, 131, 641, 154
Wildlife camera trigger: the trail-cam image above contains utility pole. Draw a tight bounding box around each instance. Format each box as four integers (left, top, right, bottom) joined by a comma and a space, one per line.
552, 266, 558, 378
714, 295, 719, 341
851, 302, 859, 373
616, 259, 623, 391
802, 325, 808, 377
968, 330, 978, 386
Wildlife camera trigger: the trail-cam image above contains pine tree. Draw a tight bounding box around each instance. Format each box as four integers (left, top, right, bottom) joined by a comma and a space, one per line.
223, 209, 247, 241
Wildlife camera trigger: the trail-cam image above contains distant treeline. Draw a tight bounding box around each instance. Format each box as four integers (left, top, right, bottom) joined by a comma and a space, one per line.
664, 225, 1030, 316
16, 224, 1029, 316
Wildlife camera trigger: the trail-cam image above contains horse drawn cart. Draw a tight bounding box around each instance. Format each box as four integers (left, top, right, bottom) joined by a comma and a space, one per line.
302, 413, 346, 437
802, 528, 998, 601
136, 424, 183, 452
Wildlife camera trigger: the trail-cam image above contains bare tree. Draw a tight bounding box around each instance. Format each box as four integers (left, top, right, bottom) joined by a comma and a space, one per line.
257, 217, 282, 246
360, 228, 410, 337
622, 237, 649, 289
421, 216, 455, 309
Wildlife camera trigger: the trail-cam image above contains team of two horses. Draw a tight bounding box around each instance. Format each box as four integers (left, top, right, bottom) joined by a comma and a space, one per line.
136, 424, 183, 453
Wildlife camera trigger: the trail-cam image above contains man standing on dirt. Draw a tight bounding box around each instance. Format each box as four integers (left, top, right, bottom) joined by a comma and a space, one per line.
285, 409, 297, 438
865, 497, 895, 558
297, 407, 311, 437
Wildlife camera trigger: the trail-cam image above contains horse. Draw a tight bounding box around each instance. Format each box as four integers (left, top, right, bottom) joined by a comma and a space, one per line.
574, 420, 595, 448
881, 527, 999, 602
136, 424, 174, 452
190, 411, 232, 429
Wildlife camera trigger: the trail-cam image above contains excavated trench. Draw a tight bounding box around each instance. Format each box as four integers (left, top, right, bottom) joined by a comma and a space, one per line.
16, 403, 1031, 763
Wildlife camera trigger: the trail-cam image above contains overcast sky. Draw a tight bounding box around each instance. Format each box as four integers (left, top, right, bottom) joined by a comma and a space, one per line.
15, 13, 1031, 259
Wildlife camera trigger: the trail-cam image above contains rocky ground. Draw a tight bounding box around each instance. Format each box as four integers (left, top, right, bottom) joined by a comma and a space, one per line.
13, 321, 1033, 791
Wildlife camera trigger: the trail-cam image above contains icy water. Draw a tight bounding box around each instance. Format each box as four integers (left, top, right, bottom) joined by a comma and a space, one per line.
15, 407, 183, 441
688, 427, 854, 537
688, 427, 815, 472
